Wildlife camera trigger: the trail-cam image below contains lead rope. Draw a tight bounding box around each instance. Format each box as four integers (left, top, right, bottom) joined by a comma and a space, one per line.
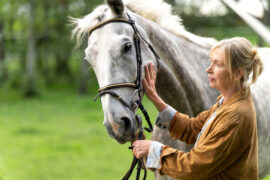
122, 114, 152, 180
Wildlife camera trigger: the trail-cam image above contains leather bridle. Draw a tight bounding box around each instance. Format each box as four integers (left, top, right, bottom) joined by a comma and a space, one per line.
89, 13, 160, 180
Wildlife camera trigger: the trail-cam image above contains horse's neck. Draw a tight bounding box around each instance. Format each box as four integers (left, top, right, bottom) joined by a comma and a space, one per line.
138, 17, 219, 116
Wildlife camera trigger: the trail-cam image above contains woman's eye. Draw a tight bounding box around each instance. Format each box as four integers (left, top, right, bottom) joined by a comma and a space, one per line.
213, 62, 220, 67
122, 42, 132, 53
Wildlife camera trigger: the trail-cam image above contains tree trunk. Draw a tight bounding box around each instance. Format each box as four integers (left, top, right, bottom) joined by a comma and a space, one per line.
0, 22, 7, 83
78, 59, 89, 94
25, 0, 38, 97
258, 35, 264, 46
78, 35, 89, 94
264, 0, 270, 25
258, 0, 270, 46
165, 0, 175, 6
40, 0, 53, 87
77, 0, 95, 94
54, 0, 73, 82
55, 52, 73, 79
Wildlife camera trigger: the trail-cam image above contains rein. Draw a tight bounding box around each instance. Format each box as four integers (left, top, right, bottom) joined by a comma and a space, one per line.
90, 13, 160, 180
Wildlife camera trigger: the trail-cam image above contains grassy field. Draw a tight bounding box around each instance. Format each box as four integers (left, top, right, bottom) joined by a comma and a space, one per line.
1, 86, 270, 180
0, 85, 158, 180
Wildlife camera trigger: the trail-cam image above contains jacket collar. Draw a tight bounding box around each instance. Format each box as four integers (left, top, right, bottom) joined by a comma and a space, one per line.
216, 91, 249, 108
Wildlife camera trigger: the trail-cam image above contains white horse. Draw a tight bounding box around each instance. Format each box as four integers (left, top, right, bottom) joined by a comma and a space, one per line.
70, 0, 270, 179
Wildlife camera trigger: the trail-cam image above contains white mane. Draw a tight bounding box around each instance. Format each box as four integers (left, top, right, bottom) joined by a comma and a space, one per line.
70, 5, 108, 46
124, 0, 185, 32
70, 0, 217, 47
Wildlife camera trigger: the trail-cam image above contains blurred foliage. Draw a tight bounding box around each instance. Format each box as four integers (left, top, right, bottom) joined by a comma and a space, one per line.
0, 0, 269, 97
179, 12, 243, 32
169, 0, 270, 46
171, 1, 268, 29
0, 0, 101, 96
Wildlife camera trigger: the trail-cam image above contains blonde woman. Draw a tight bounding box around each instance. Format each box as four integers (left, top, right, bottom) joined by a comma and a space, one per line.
132, 37, 264, 179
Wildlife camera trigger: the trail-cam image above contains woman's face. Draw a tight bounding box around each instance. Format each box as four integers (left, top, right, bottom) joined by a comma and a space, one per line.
206, 47, 233, 93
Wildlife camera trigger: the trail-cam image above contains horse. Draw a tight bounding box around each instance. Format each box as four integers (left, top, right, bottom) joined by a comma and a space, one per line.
70, 0, 270, 179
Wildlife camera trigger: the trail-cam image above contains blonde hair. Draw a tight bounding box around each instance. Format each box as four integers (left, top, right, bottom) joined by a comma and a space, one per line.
211, 37, 264, 95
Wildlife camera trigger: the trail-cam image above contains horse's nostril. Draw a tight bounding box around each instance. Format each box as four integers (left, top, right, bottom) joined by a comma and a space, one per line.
121, 117, 132, 132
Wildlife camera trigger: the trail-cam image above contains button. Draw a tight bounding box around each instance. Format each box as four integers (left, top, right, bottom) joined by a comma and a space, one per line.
156, 117, 161, 124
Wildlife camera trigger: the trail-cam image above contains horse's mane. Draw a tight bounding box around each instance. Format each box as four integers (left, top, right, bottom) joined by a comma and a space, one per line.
124, 0, 185, 33
70, 0, 216, 47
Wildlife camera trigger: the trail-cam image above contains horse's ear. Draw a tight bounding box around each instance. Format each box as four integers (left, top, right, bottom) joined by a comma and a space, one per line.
106, 0, 124, 15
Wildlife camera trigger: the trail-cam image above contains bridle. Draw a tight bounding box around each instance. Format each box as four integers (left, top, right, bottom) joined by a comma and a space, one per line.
89, 13, 160, 180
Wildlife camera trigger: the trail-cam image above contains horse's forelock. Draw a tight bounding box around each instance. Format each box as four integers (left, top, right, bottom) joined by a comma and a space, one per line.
70, 5, 108, 47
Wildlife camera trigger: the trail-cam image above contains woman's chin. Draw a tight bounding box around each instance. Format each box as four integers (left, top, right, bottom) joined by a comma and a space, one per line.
209, 83, 215, 89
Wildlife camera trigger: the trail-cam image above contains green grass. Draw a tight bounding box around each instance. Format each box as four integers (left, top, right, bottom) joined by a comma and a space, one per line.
1, 88, 269, 180
0, 87, 157, 180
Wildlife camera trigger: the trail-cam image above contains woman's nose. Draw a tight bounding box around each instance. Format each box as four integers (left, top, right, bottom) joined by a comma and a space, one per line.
206, 65, 212, 73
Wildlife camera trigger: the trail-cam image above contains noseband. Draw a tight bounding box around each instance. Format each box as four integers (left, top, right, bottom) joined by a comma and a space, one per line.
89, 13, 160, 180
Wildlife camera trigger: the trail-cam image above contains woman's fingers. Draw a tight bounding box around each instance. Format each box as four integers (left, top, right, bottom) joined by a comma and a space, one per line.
132, 140, 151, 159
144, 64, 150, 83
133, 147, 143, 159
144, 63, 156, 84
132, 141, 141, 159
148, 63, 153, 80
142, 78, 148, 89
143, 63, 158, 101
149, 63, 156, 81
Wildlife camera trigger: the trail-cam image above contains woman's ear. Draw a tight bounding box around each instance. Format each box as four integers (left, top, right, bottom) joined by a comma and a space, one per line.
233, 68, 244, 82
107, 0, 124, 15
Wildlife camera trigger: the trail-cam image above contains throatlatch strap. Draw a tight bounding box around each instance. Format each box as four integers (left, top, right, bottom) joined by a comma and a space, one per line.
136, 100, 153, 132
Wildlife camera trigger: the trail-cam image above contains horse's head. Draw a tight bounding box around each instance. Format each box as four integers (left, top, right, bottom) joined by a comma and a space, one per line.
71, 0, 159, 143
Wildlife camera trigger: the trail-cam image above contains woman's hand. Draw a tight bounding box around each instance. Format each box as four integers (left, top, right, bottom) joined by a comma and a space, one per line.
132, 140, 152, 159
142, 63, 158, 102
143, 63, 167, 112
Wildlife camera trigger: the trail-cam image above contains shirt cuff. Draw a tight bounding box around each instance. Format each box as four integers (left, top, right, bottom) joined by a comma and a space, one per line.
146, 141, 164, 169
155, 105, 176, 129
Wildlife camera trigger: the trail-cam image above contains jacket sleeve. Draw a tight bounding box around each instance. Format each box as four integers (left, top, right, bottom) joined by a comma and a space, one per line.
159, 111, 250, 180
168, 104, 216, 144
155, 105, 177, 130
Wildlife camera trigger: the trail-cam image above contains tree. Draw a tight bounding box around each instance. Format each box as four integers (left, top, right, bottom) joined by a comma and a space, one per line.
165, 0, 176, 6
0, 21, 8, 83
25, 0, 38, 96
0, 0, 106, 96
261, 0, 270, 25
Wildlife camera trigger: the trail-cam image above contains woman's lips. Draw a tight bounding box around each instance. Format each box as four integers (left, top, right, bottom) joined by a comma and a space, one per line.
209, 77, 215, 82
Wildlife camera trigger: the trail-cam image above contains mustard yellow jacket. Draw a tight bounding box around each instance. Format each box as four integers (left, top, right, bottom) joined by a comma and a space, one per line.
159, 92, 258, 180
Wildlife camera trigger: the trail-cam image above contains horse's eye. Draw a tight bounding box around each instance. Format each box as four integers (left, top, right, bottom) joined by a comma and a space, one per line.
122, 42, 132, 53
